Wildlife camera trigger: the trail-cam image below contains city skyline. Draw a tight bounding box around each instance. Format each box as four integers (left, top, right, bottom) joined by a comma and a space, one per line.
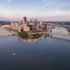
0, 0, 70, 18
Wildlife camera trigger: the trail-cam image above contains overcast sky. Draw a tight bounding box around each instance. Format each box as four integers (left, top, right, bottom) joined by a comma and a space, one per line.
0, 0, 70, 17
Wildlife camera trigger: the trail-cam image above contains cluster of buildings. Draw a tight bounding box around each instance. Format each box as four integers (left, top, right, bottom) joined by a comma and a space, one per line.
0, 16, 70, 35
17, 17, 48, 32
0, 17, 48, 32
0, 20, 18, 31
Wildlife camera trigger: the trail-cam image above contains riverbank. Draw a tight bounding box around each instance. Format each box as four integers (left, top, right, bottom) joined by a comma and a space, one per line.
17, 31, 48, 39
0, 28, 16, 36
0, 27, 70, 41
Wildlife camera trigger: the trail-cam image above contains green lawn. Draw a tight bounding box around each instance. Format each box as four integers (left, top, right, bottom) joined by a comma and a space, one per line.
17, 31, 48, 39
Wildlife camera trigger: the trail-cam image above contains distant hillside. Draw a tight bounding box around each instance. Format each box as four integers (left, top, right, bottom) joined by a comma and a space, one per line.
38, 16, 70, 22
0, 18, 18, 24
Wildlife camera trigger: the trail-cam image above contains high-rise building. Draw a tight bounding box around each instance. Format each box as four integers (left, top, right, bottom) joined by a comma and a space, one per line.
18, 16, 30, 32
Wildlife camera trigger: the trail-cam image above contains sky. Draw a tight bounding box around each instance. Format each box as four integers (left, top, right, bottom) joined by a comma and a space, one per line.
0, 0, 70, 18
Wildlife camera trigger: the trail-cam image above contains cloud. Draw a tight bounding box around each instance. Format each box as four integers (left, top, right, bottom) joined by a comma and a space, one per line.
0, 7, 70, 18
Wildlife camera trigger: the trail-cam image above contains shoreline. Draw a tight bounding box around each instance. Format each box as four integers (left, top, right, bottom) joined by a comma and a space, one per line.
0, 28, 16, 36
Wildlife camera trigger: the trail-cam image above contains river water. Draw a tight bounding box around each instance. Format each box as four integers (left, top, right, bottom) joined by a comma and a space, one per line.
0, 36, 70, 70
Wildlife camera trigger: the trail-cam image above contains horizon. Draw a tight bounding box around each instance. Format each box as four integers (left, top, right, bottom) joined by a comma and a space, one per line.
0, 0, 70, 18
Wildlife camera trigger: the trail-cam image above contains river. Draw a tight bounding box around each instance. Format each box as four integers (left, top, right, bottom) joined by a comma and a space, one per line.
0, 36, 70, 70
